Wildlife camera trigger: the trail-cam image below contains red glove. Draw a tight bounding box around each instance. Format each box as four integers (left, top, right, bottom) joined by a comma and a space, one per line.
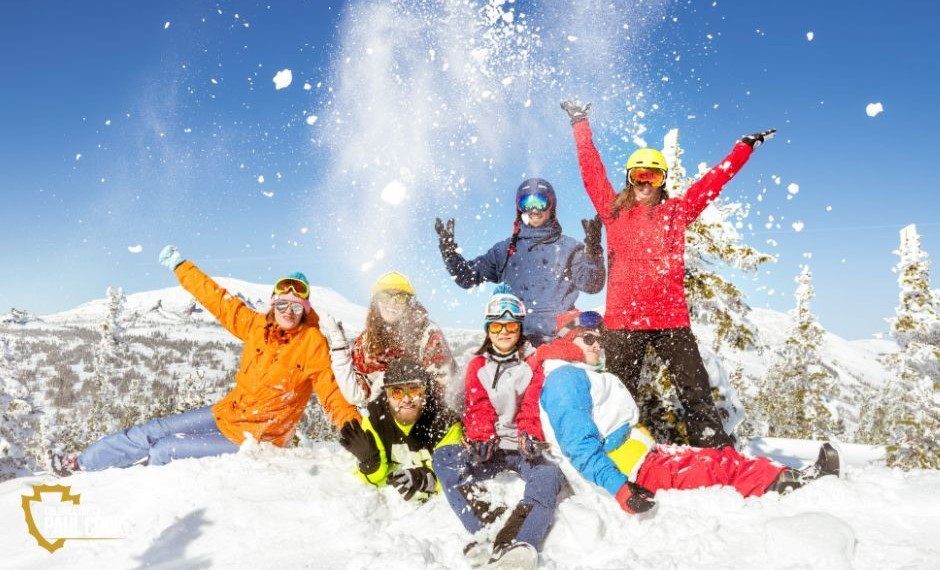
615, 482, 656, 514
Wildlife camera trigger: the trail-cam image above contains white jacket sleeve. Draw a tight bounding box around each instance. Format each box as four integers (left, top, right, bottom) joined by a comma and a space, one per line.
320, 313, 368, 406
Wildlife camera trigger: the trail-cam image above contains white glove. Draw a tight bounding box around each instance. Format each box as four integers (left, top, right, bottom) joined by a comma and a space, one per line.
321, 313, 349, 350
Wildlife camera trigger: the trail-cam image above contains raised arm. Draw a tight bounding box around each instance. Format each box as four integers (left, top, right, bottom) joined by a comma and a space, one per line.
440, 231, 506, 289
679, 129, 774, 224
171, 256, 262, 342
562, 101, 617, 221
570, 217, 606, 294
541, 366, 628, 496
308, 331, 362, 428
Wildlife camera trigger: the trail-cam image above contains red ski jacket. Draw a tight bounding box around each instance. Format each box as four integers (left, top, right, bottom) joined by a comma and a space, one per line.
572, 120, 753, 330
463, 348, 545, 447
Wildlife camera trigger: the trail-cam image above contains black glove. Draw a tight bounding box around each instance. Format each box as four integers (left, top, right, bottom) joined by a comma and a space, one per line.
560, 100, 591, 124
615, 481, 656, 514
388, 466, 437, 501
464, 436, 499, 463
517, 432, 550, 462
434, 217, 458, 259
581, 215, 603, 257
339, 420, 381, 475
740, 129, 776, 149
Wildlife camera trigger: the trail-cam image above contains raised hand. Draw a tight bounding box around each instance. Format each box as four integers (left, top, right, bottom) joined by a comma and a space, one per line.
740, 129, 776, 149
560, 100, 592, 124
581, 215, 603, 257
321, 313, 349, 350
158, 245, 184, 270
517, 432, 550, 462
464, 436, 499, 463
435, 217, 458, 258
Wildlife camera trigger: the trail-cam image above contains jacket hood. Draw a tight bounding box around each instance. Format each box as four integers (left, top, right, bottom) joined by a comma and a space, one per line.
531, 338, 585, 369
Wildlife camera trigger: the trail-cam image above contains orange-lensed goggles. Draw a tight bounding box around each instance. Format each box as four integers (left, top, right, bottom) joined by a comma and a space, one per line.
274, 278, 310, 299
386, 384, 427, 400
628, 167, 666, 187
487, 321, 522, 335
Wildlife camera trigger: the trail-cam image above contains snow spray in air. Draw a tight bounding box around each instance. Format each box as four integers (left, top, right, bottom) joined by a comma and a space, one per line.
315, 0, 667, 291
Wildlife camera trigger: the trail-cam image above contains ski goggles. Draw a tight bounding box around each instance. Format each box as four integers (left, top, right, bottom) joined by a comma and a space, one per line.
486, 321, 522, 335
375, 291, 412, 306
628, 167, 666, 188
386, 383, 426, 400
484, 296, 526, 322
273, 300, 305, 316
557, 310, 604, 338
576, 332, 602, 346
517, 192, 551, 212
274, 278, 310, 300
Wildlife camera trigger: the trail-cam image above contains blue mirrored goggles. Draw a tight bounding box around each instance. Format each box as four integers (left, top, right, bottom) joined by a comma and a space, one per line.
517, 192, 551, 212
557, 311, 605, 338
484, 297, 526, 322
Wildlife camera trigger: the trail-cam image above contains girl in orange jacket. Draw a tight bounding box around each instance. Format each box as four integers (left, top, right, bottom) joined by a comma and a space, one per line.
52, 245, 359, 475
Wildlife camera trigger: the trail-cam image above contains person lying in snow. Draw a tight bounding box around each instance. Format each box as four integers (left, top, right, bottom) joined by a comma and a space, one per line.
337, 358, 461, 502
534, 309, 841, 515
434, 178, 605, 347
561, 99, 776, 448
433, 285, 564, 569
321, 271, 459, 410
51, 245, 359, 476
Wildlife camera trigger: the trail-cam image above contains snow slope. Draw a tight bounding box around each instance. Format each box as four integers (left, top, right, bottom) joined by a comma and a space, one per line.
1, 441, 937, 569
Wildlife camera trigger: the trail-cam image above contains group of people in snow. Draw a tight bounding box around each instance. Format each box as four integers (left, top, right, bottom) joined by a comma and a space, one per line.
53, 103, 841, 568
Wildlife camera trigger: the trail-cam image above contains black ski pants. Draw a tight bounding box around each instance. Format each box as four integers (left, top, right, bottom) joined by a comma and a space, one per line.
603, 327, 734, 448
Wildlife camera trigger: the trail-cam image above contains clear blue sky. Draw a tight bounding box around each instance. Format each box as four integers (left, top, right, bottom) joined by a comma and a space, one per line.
1, 0, 938, 340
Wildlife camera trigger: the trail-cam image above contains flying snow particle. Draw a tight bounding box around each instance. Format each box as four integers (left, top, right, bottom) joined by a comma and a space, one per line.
262, 191, 274, 198
164, 21, 171, 30
567, 35, 578, 42
806, 31, 814, 41
826, 205, 832, 212
524, 99, 532, 108
381, 180, 407, 205
772, 175, 782, 185
257, 175, 265, 184
105, 119, 111, 126
787, 183, 800, 195
300, 227, 309, 234
360, 261, 375, 272
272, 69, 293, 90
792, 221, 805, 232
304, 82, 312, 91
127, 245, 143, 254
75, 153, 82, 161
501, 76, 514, 86
305, 115, 318, 125
866, 102, 884, 117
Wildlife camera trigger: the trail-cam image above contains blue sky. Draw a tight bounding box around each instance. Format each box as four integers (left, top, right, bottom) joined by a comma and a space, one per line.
1, 0, 938, 340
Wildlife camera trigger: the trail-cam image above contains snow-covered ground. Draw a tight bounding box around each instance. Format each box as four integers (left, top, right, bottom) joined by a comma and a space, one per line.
1, 440, 937, 569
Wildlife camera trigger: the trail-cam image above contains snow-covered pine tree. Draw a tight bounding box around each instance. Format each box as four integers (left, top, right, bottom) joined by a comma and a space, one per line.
0, 335, 41, 480
864, 225, 939, 469
758, 266, 841, 439
632, 130, 773, 443
85, 287, 127, 442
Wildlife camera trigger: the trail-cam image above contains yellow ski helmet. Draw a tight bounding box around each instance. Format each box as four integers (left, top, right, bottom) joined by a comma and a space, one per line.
372, 271, 416, 296
626, 147, 668, 171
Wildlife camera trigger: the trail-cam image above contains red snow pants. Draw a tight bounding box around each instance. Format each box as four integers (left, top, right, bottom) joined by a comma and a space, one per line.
635, 446, 785, 498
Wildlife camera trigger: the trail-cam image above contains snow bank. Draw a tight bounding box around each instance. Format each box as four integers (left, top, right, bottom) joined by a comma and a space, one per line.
2, 442, 937, 568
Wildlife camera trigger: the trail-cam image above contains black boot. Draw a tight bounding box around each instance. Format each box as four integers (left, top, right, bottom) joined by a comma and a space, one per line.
767, 443, 842, 494
488, 503, 534, 566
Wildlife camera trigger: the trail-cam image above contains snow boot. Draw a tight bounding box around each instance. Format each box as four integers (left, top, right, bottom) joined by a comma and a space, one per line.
50, 452, 80, 477
487, 542, 538, 570
488, 503, 534, 567
767, 443, 841, 494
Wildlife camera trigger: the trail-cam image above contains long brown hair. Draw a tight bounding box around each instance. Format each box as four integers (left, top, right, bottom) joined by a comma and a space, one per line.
363, 298, 429, 358
611, 182, 669, 217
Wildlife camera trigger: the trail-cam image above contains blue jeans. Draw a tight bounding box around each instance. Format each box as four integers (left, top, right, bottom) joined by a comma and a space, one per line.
78, 406, 239, 471
432, 445, 564, 550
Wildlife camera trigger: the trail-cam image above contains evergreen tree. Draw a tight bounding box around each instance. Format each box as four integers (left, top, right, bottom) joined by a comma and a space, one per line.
864, 225, 939, 469
0, 335, 41, 480
86, 287, 127, 441
759, 266, 841, 439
